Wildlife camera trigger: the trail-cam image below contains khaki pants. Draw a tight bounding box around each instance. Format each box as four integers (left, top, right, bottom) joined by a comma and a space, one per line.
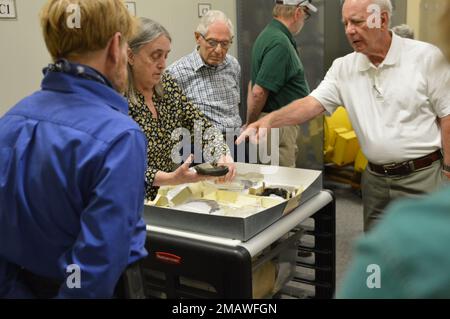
257, 113, 300, 168
362, 159, 447, 232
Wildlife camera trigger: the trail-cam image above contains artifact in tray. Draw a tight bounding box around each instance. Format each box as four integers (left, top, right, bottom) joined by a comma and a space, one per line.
146, 180, 303, 218
193, 163, 229, 177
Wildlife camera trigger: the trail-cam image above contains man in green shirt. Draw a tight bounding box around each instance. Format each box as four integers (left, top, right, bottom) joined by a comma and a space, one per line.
246, 0, 316, 167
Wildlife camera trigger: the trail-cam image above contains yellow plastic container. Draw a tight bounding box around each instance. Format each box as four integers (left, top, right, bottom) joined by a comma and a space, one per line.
324, 106, 368, 169
331, 131, 360, 166
354, 149, 368, 173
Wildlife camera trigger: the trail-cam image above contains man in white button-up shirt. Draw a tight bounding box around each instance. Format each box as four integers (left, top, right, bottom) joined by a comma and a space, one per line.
238, 0, 450, 231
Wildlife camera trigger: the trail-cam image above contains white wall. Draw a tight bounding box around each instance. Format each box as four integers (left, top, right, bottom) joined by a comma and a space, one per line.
0, 0, 49, 115
133, 0, 237, 62
406, 0, 421, 39
0, 0, 237, 116
407, 0, 447, 46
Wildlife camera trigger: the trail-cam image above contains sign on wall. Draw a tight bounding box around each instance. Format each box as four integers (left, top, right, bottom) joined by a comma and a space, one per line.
198, 3, 211, 17
0, 0, 16, 19
125, 1, 136, 16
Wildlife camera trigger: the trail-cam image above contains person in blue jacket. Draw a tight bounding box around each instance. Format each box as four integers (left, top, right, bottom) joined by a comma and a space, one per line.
0, 0, 147, 298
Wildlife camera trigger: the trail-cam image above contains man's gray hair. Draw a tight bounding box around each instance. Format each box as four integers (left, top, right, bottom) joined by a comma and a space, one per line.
127, 17, 171, 102
196, 10, 234, 38
343, 0, 393, 24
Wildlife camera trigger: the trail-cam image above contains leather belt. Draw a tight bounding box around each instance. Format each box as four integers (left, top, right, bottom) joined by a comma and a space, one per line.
369, 150, 442, 177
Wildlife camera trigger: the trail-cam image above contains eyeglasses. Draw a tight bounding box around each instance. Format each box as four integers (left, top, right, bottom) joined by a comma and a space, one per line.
199, 33, 233, 50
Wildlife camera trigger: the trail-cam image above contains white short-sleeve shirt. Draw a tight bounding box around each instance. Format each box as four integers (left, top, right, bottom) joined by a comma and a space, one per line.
311, 33, 450, 164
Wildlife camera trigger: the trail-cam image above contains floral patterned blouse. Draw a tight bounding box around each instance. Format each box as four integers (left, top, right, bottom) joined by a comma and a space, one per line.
128, 73, 229, 200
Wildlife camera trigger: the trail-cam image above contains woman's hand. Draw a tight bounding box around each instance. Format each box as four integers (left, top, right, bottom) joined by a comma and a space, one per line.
171, 155, 215, 185
154, 155, 236, 187
216, 154, 236, 183
155, 155, 214, 186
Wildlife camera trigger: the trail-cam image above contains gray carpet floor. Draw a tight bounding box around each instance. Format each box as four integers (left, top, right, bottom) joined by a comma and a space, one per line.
324, 181, 364, 293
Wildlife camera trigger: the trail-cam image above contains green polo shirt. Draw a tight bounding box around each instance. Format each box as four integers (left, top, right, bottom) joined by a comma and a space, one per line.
251, 19, 310, 113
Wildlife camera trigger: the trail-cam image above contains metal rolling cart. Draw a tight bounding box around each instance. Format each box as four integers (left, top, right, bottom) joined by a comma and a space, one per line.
140, 190, 335, 299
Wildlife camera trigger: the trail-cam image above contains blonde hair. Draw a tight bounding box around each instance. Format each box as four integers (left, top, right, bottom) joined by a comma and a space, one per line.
127, 18, 171, 104
272, 4, 298, 19
40, 0, 137, 61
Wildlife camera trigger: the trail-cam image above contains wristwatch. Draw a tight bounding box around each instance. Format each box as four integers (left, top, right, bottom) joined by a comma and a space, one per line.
444, 164, 450, 173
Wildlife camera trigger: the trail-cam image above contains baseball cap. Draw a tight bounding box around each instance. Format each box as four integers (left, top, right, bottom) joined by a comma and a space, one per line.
275, 0, 318, 13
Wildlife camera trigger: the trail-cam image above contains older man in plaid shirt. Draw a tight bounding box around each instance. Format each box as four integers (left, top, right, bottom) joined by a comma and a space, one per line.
167, 10, 244, 162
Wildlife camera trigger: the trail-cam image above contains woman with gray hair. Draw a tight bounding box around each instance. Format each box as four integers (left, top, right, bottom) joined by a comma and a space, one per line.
127, 17, 235, 201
